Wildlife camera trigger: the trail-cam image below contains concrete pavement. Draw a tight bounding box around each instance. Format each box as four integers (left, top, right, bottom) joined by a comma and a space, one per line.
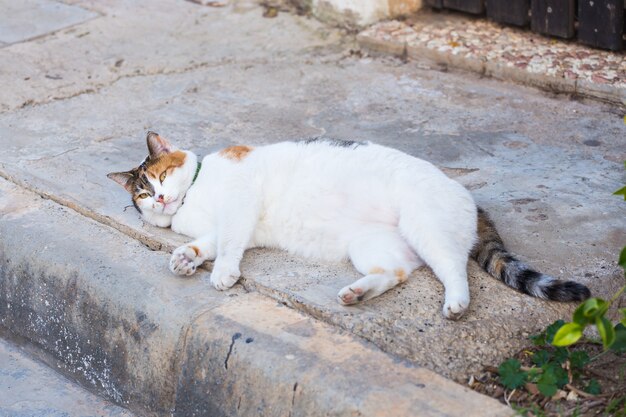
0, 0, 624, 415
0, 337, 133, 417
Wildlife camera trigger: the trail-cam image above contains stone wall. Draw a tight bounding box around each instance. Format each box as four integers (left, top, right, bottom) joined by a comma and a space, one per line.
290, 0, 422, 28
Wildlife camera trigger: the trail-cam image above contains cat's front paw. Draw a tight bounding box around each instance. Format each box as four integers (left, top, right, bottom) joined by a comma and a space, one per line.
169, 245, 202, 276
442, 296, 469, 320
210, 262, 241, 291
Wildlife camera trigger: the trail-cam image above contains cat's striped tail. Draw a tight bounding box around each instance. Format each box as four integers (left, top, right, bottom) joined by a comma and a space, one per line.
470, 207, 590, 301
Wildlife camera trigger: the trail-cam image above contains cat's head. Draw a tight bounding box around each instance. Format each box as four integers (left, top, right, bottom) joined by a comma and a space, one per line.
107, 132, 197, 227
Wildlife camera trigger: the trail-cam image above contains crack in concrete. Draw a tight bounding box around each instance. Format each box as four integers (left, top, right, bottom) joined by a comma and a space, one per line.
288, 382, 299, 417
28, 148, 79, 162
13, 61, 223, 112
1, 22, 353, 115
224, 332, 241, 370
5, 49, 348, 114
0, 13, 102, 49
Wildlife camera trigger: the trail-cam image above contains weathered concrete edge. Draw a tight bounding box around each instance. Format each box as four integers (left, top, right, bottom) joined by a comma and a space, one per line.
0, 178, 513, 415
174, 293, 514, 417
356, 32, 626, 106
0, 176, 225, 415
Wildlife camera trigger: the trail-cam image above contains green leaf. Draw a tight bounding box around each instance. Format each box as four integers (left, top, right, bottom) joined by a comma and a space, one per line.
573, 302, 593, 326
615, 186, 626, 200
552, 323, 583, 346
498, 358, 528, 390
530, 333, 546, 347
610, 323, 626, 353
569, 350, 590, 370
596, 316, 616, 349
532, 350, 552, 366
619, 247, 626, 270
526, 367, 542, 383
553, 347, 569, 364
543, 362, 569, 388
537, 367, 558, 397
577, 298, 609, 322
584, 379, 601, 395
545, 320, 565, 344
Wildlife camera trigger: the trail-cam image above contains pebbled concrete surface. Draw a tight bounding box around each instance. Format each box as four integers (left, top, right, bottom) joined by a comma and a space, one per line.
358, 11, 626, 104
0, 0, 624, 414
0, 337, 133, 417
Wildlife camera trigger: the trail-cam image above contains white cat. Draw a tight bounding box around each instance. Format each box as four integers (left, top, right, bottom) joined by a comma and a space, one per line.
108, 132, 590, 320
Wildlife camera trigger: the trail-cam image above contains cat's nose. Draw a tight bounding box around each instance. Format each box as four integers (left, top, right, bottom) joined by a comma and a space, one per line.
156, 194, 165, 203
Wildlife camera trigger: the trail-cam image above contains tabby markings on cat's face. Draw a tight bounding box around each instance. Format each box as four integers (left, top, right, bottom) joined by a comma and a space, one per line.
106, 161, 153, 214
107, 132, 195, 218
142, 150, 188, 215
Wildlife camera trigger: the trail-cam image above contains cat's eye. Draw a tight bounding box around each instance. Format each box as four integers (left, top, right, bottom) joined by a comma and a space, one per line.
137, 193, 150, 199
159, 171, 167, 183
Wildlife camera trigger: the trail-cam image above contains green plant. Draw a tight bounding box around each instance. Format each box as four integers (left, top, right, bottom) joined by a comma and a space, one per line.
496, 164, 626, 401
512, 403, 548, 417
497, 336, 583, 397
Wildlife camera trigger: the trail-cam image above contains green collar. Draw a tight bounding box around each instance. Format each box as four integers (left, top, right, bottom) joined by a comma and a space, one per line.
192, 161, 202, 184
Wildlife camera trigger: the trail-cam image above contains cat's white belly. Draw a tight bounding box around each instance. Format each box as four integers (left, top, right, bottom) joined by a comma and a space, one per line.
253, 216, 351, 260
253, 189, 400, 261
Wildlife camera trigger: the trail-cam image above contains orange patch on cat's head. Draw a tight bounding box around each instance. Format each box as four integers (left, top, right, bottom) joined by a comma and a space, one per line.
219, 145, 253, 161
145, 151, 187, 179
369, 267, 385, 275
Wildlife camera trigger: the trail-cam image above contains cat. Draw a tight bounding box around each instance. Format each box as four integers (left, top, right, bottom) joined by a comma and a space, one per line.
108, 132, 590, 319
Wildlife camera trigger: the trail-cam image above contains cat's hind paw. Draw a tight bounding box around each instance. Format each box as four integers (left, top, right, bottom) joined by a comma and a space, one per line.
337, 285, 365, 305
169, 245, 201, 276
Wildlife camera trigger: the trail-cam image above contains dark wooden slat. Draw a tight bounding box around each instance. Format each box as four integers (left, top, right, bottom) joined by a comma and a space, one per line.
487, 0, 530, 26
424, 0, 444, 8
443, 0, 485, 14
530, 0, 575, 38
578, 0, 624, 51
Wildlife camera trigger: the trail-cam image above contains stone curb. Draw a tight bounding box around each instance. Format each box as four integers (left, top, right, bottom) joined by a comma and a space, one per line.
0, 178, 512, 416
357, 33, 626, 106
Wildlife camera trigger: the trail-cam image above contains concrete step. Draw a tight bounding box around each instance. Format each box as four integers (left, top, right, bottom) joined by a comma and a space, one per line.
0, 337, 134, 417
0, 177, 512, 416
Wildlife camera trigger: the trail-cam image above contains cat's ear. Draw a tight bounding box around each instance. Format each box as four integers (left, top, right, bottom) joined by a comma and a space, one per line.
107, 171, 135, 194
146, 131, 174, 158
